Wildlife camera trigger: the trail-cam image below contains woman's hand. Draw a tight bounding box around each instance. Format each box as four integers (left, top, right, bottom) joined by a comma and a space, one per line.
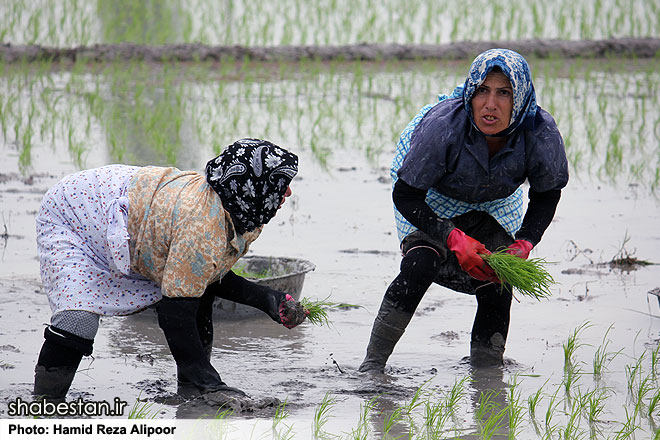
446, 228, 499, 282
506, 239, 533, 259
279, 294, 309, 329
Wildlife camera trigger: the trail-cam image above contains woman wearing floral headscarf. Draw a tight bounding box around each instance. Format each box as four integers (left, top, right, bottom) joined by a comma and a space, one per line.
34, 138, 306, 401
359, 49, 569, 371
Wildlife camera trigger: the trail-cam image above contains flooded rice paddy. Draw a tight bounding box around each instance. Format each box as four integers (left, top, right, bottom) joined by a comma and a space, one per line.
0, 54, 659, 438
2, 0, 659, 46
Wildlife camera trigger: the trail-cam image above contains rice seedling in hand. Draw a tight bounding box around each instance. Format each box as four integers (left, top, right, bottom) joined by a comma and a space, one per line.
480, 250, 555, 300
300, 296, 362, 327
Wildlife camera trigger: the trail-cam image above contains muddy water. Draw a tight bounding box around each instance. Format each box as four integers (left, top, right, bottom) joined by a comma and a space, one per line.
1, 141, 660, 438
0, 57, 659, 437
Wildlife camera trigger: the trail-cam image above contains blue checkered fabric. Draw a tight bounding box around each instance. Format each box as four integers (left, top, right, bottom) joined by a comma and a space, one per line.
391, 89, 524, 243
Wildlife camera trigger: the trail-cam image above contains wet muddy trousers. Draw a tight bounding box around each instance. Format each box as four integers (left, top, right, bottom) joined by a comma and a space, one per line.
33, 326, 93, 401
359, 246, 513, 372
359, 246, 438, 373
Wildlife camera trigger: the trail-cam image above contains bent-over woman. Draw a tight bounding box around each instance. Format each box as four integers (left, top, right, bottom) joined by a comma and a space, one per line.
359, 49, 569, 371
34, 138, 307, 401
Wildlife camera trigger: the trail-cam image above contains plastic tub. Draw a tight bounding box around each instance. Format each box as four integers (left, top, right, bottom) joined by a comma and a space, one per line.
212, 255, 316, 320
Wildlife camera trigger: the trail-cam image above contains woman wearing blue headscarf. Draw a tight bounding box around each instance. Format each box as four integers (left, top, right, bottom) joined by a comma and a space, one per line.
359, 49, 568, 371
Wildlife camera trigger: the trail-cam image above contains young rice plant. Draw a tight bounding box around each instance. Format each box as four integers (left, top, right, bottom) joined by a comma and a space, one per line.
481, 250, 555, 300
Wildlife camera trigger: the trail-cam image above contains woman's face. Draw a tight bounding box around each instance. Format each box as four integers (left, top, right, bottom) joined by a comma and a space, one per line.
278, 186, 292, 209
470, 71, 513, 136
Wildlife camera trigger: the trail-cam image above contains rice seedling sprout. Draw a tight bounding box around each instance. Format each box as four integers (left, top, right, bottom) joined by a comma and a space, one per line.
544, 388, 561, 438
300, 296, 362, 327
648, 388, 660, 419
481, 250, 555, 300
563, 322, 592, 370
272, 399, 294, 440
350, 397, 376, 440
475, 390, 506, 440
312, 391, 336, 439
527, 383, 545, 420
507, 376, 525, 440
593, 324, 622, 378
127, 394, 160, 419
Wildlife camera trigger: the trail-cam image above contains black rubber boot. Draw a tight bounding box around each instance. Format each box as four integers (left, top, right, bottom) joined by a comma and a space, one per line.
359, 245, 441, 373
156, 297, 247, 396
470, 332, 507, 367
177, 290, 214, 387
358, 298, 414, 373
33, 326, 92, 402
469, 283, 513, 367
34, 365, 79, 403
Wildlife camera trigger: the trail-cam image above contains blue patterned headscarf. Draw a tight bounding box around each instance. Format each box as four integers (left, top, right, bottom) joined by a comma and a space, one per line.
463, 48, 537, 137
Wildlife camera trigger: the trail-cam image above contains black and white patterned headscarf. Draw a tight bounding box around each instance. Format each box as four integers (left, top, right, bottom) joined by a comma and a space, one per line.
205, 139, 298, 234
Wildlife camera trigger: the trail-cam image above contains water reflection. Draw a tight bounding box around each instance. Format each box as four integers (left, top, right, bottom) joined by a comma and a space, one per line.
2, 58, 659, 189
359, 365, 514, 438
111, 307, 305, 356
97, 0, 186, 45
98, 62, 194, 167
467, 367, 511, 439
93, 0, 200, 169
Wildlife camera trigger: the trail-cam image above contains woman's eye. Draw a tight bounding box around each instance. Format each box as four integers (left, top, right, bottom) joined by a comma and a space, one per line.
499, 89, 512, 96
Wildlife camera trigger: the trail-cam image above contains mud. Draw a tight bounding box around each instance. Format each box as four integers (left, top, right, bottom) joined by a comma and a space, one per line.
155, 388, 282, 418
2, 144, 659, 437
1, 38, 659, 64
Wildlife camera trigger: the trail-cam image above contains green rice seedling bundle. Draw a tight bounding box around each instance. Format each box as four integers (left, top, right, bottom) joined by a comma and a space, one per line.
481, 250, 555, 300
300, 296, 361, 327
231, 266, 274, 279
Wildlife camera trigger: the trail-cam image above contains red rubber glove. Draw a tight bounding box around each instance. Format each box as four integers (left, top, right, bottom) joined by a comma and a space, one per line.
506, 239, 534, 259
446, 228, 499, 282
278, 294, 309, 329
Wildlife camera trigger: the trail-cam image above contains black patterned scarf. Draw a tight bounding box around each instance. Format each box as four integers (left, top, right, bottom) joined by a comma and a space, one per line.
205, 139, 298, 234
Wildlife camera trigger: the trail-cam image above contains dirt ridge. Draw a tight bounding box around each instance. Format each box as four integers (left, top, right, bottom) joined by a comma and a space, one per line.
1, 38, 659, 63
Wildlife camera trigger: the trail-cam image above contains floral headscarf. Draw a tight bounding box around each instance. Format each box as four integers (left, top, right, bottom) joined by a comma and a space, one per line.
206, 139, 298, 234
463, 48, 538, 137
